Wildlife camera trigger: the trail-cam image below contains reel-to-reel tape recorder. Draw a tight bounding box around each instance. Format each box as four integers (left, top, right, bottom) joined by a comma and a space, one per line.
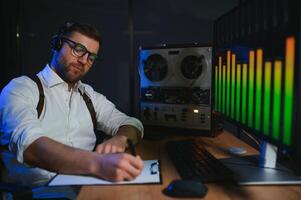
139, 44, 212, 131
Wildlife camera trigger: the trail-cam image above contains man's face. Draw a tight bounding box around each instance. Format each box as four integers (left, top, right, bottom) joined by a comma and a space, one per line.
54, 31, 99, 84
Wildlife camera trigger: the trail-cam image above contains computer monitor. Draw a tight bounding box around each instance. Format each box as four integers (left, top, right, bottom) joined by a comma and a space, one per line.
212, 0, 301, 185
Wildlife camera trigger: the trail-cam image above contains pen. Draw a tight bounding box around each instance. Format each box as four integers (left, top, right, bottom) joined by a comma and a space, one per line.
127, 139, 136, 156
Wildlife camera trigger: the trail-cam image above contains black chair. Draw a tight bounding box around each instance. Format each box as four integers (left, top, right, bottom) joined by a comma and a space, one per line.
0, 183, 33, 200
0, 148, 70, 200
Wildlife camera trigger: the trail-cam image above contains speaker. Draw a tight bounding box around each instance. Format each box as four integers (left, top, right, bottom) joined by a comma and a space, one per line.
139, 44, 212, 132
50, 22, 74, 51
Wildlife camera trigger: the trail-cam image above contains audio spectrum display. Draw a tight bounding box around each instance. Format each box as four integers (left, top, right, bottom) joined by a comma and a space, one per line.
139, 45, 212, 131
214, 37, 295, 145
210, 0, 301, 185
213, 0, 300, 148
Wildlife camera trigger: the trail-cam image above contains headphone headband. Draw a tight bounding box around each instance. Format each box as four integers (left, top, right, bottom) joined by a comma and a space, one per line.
50, 22, 75, 51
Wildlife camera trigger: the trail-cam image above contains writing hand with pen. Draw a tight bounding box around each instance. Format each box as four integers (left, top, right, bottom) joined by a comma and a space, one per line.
93, 127, 143, 181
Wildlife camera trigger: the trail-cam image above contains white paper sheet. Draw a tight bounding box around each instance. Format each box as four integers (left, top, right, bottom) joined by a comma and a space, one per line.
48, 160, 161, 186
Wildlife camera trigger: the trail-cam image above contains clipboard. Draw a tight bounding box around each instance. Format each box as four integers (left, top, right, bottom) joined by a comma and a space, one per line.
48, 160, 161, 186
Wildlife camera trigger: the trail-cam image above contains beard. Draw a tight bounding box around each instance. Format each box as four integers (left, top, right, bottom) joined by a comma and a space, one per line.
56, 56, 88, 84
64, 63, 85, 83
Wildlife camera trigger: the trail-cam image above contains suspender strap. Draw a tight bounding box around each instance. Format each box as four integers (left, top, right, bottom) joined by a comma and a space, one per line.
78, 90, 97, 131
78, 90, 107, 149
29, 75, 103, 147
29, 75, 45, 118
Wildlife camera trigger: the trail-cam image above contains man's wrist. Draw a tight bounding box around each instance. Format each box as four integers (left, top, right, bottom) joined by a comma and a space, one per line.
88, 152, 102, 176
115, 135, 128, 146
116, 125, 141, 145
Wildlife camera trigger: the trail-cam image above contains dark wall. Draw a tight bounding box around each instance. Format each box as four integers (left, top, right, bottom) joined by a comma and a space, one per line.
1, 0, 22, 88
1, 0, 238, 115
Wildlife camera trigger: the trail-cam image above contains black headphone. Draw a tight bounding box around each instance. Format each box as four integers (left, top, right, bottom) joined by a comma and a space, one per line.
50, 22, 74, 51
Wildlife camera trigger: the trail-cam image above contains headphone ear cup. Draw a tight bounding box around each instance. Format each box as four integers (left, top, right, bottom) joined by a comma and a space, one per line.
51, 22, 74, 51
50, 35, 62, 51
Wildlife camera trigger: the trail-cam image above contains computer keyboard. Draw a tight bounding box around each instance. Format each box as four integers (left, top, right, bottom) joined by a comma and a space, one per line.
167, 139, 234, 183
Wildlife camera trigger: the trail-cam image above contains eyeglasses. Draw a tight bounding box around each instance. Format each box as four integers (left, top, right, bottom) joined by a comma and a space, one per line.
62, 37, 98, 64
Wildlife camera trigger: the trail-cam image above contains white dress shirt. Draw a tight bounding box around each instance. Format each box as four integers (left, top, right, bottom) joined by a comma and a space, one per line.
0, 64, 143, 186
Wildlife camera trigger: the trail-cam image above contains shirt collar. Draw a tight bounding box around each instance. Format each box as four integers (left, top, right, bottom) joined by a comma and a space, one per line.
40, 64, 83, 91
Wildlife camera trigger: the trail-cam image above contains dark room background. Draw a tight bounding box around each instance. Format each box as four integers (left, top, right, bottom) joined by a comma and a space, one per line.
0, 0, 238, 117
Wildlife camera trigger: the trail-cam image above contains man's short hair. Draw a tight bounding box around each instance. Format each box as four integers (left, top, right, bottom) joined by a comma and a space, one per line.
59, 22, 102, 44
50, 22, 102, 51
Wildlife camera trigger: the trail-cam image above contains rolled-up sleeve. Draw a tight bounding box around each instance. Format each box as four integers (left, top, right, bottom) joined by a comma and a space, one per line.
0, 76, 48, 163
86, 86, 144, 138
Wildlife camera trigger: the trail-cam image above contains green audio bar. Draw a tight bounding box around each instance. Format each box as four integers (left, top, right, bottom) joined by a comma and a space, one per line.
236, 64, 241, 121
226, 51, 231, 116
231, 54, 236, 119
263, 61, 272, 135
272, 60, 282, 140
248, 51, 255, 127
222, 64, 226, 114
242, 63, 247, 124
283, 37, 295, 146
215, 65, 218, 111
255, 49, 263, 131
219, 57, 222, 112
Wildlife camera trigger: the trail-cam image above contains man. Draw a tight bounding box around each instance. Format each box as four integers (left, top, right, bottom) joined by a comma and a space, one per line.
0, 22, 144, 187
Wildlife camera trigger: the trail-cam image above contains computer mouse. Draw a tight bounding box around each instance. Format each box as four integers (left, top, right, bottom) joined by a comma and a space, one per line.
163, 179, 208, 198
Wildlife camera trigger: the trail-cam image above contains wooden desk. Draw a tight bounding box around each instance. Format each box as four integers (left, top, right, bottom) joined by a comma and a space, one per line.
77, 131, 301, 200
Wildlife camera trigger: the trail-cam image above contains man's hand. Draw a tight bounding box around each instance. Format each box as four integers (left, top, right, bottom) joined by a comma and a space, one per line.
95, 135, 127, 154
93, 152, 144, 181
23, 136, 144, 182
